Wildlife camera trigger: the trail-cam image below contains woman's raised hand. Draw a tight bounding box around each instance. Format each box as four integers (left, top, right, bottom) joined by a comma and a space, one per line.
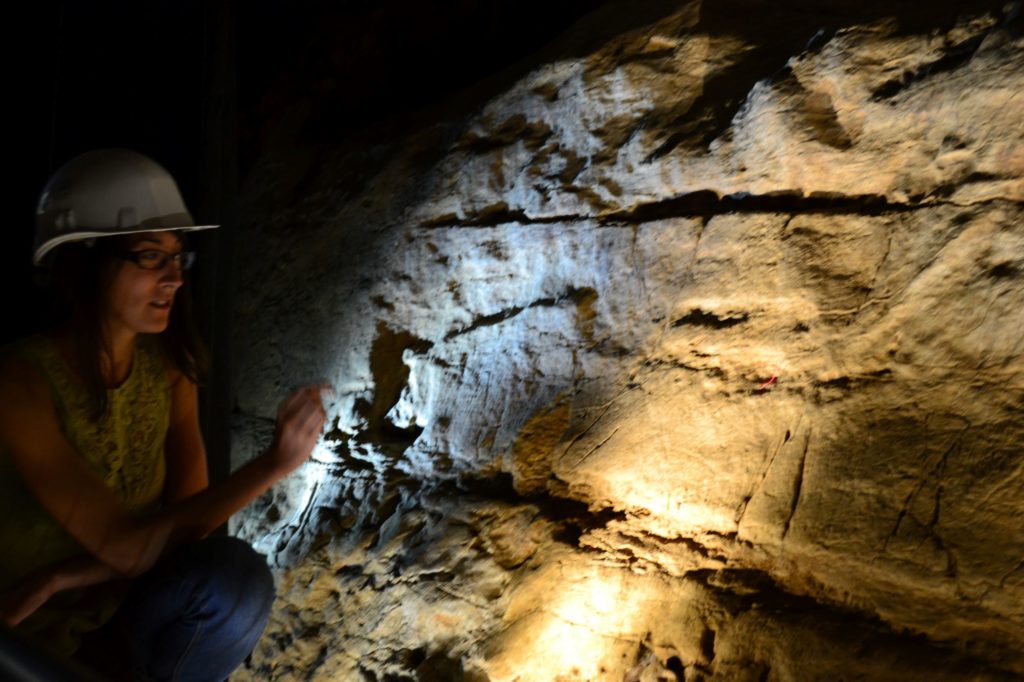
266, 384, 330, 475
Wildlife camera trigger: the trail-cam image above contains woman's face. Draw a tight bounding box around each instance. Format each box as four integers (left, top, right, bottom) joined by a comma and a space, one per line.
102, 231, 186, 337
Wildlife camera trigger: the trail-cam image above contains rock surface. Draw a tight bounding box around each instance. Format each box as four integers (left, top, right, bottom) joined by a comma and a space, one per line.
229, 1, 1024, 679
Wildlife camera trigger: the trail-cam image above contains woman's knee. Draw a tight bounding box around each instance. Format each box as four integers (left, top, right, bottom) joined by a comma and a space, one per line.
186, 536, 275, 616
119, 537, 276, 680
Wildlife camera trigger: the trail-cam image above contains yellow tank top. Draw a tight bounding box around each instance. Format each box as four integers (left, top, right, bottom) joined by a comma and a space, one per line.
0, 334, 170, 657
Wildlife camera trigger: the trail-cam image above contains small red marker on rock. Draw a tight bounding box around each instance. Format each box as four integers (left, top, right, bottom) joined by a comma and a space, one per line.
757, 375, 778, 390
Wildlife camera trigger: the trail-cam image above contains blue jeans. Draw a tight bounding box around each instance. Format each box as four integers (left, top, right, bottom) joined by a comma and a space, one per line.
115, 536, 275, 682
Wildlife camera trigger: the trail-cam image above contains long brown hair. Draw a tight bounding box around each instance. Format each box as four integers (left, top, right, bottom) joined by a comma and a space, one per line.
41, 234, 208, 420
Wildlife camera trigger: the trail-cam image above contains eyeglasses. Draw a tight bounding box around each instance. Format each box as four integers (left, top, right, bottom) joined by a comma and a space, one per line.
112, 249, 197, 272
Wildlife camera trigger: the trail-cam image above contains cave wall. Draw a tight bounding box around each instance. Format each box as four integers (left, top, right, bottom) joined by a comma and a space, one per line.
228, 1, 1024, 679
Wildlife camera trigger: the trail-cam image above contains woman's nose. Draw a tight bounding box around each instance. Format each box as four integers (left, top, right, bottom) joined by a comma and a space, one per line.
160, 262, 184, 287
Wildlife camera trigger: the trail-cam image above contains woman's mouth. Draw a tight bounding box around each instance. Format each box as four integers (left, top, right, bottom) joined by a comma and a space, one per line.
150, 299, 172, 310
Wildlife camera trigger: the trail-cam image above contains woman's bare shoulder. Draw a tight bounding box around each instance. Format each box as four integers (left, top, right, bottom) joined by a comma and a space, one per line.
0, 343, 56, 443
0, 341, 48, 397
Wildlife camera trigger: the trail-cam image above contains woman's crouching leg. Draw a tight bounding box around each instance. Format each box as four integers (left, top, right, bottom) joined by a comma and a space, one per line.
117, 536, 275, 682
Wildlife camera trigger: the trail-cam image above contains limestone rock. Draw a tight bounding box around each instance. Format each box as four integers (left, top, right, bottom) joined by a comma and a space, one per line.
229, 0, 1024, 679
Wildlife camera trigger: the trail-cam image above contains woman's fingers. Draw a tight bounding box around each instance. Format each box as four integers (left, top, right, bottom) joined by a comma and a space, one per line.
292, 395, 324, 433
269, 384, 331, 472
276, 388, 307, 420
278, 388, 327, 442
278, 384, 331, 420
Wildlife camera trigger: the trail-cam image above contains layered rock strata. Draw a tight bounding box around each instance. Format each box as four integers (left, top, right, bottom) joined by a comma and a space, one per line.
230, 1, 1024, 679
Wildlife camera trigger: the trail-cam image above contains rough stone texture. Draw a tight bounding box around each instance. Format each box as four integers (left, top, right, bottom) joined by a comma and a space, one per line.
229, 1, 1024, 679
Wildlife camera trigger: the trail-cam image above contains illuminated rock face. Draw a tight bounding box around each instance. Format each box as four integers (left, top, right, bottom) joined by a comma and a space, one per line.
230, 1, 1024, 679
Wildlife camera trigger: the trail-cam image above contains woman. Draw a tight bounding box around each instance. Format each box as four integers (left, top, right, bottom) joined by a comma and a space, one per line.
0, 149, 327, 680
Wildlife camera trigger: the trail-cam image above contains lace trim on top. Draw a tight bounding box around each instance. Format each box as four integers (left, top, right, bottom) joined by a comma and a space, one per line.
27, 335, 170, 512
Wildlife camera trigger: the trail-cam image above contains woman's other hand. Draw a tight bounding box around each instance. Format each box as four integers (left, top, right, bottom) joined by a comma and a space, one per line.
0, 573, 55, 628
266, 385, 330, 475
0, 555, 121, 627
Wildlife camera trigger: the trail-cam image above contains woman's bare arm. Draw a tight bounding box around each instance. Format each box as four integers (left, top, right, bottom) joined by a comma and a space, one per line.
162, 369, 209, 505
0, 355, 326, 578
0, 554, 122, 627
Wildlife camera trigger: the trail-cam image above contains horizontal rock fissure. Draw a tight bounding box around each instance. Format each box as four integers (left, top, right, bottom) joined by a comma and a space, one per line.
604, 527, 727, 562
577, 522, 1014, 671
603, 190, 950, 222
643, 359, 726, 379
682, 566, 886, 624
684, 567, 1020, 677
443, 286, 597, 340
443, 471, 628, 543
672, 308, 749, 329
419, 206, 571, 228
418, 193, 1014, 229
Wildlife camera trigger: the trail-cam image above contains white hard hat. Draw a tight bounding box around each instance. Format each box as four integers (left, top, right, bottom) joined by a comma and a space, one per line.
34, 148, 218, 265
